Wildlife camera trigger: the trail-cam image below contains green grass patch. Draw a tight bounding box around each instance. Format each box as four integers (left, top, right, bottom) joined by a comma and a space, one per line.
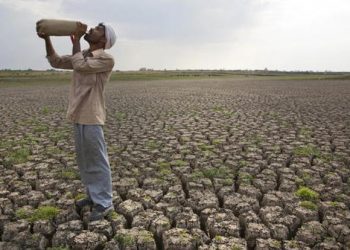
33, 124, 49, 133
231, 246, 244, 250
202, 150, 216, 158
74, 193, 87, 201
329, 201, 339, 207
15, 207, 34, 220
115, 234, 135, 246
293, 145, 320, 157
270, 240, 282, 249
212, 106, 235, 117
180, 136, 191, 143
157, 162, 171, 168
137, 230, 154, 243
267, 111, 279, 118
41, 106, 51, 114
179, 230, 191, 239
301, 172, 312, 183
197, 143, 215, 151
58, 168, 80, 180
295, 177, 304, 187
23, 134, 40, 145
30, 206, 60, 222
249, 134, 264, 146
214, 235, 223, 241
156, 161, 172, 176
212, 106, 225, 112
288, 240, 304, 248
299, 127, 312, 138
212, 139, 225, 145
47, 247, 70, 250
281, 120, 292, 128
17, 206, 60, 222
108, 211, 121, 220
64, 191, 74, 199
46, 146, 64, 155
4, 147, 31, 166
238, 160, 248, 167
295, 186, 319, 201
202, 166, 232, 179
145, 140, 161, 150
222, 178, 234, 186
238, 172, 254, 184
170, 159, 187, 166
190, 170, 205, 180
318, 153, 336, 163
50, 130, 69, 143
300, 200, 318, 210
109, 145, 125, 154
115, 111, 127, 121
0, 139, 13, 149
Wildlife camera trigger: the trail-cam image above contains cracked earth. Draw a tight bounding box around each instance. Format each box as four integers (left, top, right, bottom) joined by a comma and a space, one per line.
0, 78, 350, 249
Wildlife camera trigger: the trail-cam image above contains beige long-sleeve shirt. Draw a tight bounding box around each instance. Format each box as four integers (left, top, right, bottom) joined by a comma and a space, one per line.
47, 49, 114, 125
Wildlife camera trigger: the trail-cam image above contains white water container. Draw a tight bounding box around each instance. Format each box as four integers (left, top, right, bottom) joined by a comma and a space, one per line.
36, 19, 87, 36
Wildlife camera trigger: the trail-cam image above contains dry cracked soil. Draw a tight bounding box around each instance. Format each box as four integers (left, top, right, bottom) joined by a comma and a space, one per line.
0, 78, 350, 250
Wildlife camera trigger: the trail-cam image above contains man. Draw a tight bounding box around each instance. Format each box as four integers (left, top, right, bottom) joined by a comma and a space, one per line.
37, 22, 116, 221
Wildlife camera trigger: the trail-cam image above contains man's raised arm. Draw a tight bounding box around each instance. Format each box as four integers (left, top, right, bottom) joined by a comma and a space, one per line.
37, 32, 73, 70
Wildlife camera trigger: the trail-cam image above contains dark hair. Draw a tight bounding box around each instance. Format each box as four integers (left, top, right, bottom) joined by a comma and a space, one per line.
98, 23, 107, 48
98, 23, 105, 31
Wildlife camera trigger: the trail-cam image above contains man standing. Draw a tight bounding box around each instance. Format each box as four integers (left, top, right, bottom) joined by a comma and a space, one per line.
37, 22, 116, 221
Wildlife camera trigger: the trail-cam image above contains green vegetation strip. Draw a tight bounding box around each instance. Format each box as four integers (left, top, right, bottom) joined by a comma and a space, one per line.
2, 70, 350, 88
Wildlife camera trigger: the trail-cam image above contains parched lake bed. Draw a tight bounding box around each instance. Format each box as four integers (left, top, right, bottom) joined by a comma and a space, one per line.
0, 78, 350, 249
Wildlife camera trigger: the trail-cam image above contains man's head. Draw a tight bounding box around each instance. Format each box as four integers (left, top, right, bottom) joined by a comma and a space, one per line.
84, 23, 116, 50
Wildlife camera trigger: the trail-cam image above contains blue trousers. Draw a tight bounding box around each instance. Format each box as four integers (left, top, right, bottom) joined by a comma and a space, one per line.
73, 123, 113, 208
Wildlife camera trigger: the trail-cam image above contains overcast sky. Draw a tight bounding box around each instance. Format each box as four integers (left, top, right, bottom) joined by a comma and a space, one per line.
0, 0, 350, 71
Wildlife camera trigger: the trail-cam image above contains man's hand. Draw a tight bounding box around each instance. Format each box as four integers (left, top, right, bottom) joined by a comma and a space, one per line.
37, 32, 48, 39
70, 22, 87, 43
37, 31, 54, 57
36, 20, 49, 40
71, 22, 87, 56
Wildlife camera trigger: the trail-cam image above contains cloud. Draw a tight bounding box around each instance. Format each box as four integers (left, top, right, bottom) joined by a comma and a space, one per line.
61, 0, 269, 43
233, 0, 350, 71
0, 0, 350, 71
0, 0, 74, 69
0, 0, 66, 18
